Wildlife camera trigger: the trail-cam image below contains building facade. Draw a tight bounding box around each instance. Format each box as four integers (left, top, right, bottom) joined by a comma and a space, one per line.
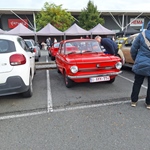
0, 9, 149, 35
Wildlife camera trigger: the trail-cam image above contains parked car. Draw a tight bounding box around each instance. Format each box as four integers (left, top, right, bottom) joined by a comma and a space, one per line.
48, 42, 60, 60
24, 39, 41, 61
48, 42, 73, 61
0, 35, 35, 97
120, 33, 139, 67
115, 37, 128, 49
101, 45, 125, 65
55, 39, 122, 88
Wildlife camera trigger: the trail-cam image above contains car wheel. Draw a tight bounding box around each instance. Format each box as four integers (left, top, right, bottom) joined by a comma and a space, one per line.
51, 55, 55, 61
48, 50, 51, 57
64, 71, 74, 88
22, 75, 33, 98
57, 66, 61, 73
48, 51, 51, 57
34, 65, 36, 75
35, 57, 39, 62
107, 77, 115, 83
39, 51, 41, 57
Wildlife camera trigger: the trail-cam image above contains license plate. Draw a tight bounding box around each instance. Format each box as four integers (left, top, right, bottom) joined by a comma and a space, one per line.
90, 76, 110, 83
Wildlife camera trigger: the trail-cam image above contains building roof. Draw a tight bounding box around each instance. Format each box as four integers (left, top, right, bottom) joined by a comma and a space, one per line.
1, 9, 150, 16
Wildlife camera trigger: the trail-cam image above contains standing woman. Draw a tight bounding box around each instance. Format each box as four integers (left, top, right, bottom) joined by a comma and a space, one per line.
130, 21, 150, 109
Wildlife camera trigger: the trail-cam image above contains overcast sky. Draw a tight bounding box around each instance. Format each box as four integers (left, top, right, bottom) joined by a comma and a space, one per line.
0, 0, 150, 11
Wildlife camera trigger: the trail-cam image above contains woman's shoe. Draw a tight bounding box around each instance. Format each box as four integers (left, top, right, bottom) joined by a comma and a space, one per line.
145, 103, 150, 109
131, 102, 137, 107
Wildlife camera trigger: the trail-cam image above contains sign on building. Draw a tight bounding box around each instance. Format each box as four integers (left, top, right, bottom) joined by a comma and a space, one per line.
130, 18, 144, 26
8, 19, 28, 28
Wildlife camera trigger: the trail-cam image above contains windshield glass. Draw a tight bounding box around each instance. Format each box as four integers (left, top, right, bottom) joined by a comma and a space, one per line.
65, 40, 102, 54
118, 39, 125, 44
25, 40, 32, 47
54, 42, 60, 48
115, 39, 125, 44
0, 39, 16, 53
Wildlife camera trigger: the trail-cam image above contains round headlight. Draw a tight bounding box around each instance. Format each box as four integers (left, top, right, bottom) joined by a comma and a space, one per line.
115, 62, 122, 69
70, 66, 78, 73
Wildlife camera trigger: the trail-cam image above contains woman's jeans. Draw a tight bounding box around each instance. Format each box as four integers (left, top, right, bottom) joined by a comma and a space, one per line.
131, 74, 150, 105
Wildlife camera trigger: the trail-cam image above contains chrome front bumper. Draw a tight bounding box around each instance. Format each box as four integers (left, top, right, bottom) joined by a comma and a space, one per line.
68, 71, 122, 79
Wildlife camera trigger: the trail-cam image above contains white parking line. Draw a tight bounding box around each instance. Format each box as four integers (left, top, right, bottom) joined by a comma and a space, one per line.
53, 100, 129, 112
0, 71, 147, 120
119, 75, 147, 89
0, 111, 47, 120
46, 56, 53, 112
0, 98, 145, 120
53, 98, 146, 112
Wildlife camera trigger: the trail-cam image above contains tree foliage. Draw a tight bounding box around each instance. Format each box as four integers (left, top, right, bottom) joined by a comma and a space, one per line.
36, 2, 74, 31
78, 0, 104, 30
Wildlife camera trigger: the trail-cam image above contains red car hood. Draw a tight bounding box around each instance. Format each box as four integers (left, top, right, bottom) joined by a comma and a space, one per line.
65, 53, 120, 64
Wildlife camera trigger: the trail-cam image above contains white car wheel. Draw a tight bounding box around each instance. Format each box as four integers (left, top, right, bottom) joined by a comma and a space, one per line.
22, 75, 33, 98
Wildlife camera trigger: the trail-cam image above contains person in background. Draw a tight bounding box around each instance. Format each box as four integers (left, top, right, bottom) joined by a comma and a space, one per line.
41, 41, 47, 50
54, 38, 57, 43
130, 21, 150, 109
86, 35, 90, 39
46, 37, 52, 47
95, 35, 118, 55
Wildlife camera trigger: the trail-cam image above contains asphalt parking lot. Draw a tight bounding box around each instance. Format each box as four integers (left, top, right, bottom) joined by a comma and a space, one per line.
0, 50, 147, 119
1, 50, 150, 150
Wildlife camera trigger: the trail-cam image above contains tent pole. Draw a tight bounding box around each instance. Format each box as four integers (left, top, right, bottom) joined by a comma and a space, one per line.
33, 12, 37, 43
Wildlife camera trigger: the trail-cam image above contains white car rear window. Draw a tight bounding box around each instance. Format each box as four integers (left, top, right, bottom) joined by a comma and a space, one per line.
0, 39, 16, 53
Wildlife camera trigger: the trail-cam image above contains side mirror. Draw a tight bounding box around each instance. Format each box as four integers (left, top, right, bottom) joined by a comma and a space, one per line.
29, 47, 34, 53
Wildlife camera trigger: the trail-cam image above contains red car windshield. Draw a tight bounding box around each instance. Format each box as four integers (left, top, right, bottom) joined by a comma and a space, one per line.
65, 40, 102, 54
54, 42, 60, 48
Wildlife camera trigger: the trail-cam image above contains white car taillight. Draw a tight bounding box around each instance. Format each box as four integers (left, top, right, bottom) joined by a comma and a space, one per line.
10, 54, 26, 66
33, 48, 36, 53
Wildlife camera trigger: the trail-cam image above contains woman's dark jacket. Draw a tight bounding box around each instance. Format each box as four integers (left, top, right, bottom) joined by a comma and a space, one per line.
131, 29, 150, 76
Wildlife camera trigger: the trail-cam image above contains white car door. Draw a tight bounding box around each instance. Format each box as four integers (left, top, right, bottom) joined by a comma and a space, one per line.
18, 38, 35, 78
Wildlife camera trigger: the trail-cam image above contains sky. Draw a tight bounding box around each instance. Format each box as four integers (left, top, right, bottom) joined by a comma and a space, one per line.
0, 0, 150, 11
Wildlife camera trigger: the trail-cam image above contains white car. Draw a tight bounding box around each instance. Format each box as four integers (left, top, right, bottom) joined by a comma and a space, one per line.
0, 35, 35, 98
24, 39, 41, 61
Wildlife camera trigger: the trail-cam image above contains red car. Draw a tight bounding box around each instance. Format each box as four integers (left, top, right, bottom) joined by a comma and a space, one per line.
48, 42, 60, 60
55, 39, 122, 88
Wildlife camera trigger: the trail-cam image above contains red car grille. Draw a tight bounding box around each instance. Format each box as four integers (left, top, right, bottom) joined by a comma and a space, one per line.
78, 66, 115, 72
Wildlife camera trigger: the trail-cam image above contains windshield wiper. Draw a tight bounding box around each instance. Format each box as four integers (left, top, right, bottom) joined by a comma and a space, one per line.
67, 51, 77, 54
82, 50, 92, 53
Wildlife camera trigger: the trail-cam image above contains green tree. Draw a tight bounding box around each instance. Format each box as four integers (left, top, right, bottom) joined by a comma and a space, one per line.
36, 2, 74, 31
78, 0, 104, 30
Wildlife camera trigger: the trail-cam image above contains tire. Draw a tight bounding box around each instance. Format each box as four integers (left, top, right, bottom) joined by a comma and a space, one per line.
22, 75, 33, 98
57, 67, 61, 73
48, 51, 51, 57
35, 57, 39, 62
51, 55, 55, 61
39, 51, 41, 57
64, 71, 74, 88
34, 65, 36, 75
107, 77, 115, 83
